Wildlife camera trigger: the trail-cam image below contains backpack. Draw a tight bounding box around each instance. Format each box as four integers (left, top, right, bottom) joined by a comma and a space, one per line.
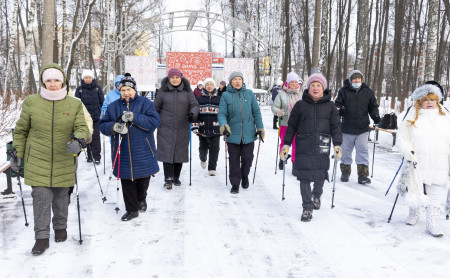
378, 113, 398, 129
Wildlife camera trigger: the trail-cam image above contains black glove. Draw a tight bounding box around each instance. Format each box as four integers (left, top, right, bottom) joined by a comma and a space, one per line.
255, 129, 265, 142
188, 113, 197, 123
373, 116, 381, 124
8, 149, 21, 172
339, 108, 345, 117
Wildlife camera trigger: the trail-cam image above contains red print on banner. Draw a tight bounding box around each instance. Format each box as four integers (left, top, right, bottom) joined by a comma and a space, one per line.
166, 52, 212, 86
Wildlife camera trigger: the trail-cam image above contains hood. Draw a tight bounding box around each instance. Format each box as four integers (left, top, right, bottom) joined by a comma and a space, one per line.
114, 75, 125, 88
201, 88, 218, 97
39, 63, 67, 88
160, 76, 192, 93
302, 88, 332, 104
81, 78, 97, 89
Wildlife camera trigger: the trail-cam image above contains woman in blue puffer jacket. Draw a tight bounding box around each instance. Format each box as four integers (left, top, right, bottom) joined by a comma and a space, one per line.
99, 73, 160, 221
218, 71, 264, 194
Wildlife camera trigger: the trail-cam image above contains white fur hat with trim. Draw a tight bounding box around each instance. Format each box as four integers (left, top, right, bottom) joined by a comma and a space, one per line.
411, 84, 442, 101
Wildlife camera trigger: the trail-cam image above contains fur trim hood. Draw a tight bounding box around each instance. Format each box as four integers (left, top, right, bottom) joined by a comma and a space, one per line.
411, 84, 442, 101
160, 77, 193, 93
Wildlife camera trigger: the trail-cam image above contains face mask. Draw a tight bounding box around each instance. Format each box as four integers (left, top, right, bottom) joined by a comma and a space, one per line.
352, 83, 361, 89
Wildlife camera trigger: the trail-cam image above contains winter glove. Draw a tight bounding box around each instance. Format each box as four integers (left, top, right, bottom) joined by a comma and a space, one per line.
373, 115, 381, 125
220, 124, 231, 137
334, 146, 342, 161
67, 138, 85, 154
122, 111, 134, 122
112, 123, 128, 135
339, 107, 345, 117
277, 109, 285, 117
191, 128, 199, 135
255, 129, 265, 142
188, 113, 197, 123
404, 150, 417, 163
280, 145, 290, 161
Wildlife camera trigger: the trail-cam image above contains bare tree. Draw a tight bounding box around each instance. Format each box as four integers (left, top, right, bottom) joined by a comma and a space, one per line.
424, 0, 439, 81
311, 0, 321, 73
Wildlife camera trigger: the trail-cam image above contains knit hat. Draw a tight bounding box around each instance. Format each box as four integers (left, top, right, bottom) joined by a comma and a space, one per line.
204, 78, 216, 87
42, 68, 64, 84
286, 72, 300, 84
411, 84, 442, 102
39, 63, 67, 88
220, 81, 226, 87
348, 70, 364, 82
82, 69, 95, 80
306, 73, 327, 90
228, 71, 244, 83
118, 73, 137, 92
168, 68, 183, 79
197, 81, 204, 86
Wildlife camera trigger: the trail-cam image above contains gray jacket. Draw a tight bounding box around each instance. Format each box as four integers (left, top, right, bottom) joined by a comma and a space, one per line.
154, 77, 199, 163
271, 89, 288, 126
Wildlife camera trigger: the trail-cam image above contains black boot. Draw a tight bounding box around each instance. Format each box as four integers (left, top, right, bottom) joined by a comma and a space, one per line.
139, 200, 147, 212
174, 178, 181, 186
357, 164, 371, 185
54, 229, 67, 242
301, 209, 313, 222
313, 197, 321, 210
241, 176, 249, 189
230, 184, 239, 194
164, 178, 173, 190
292, 167, 298, 177
121, 211, 139, 221
340, 164, 351, 182
31, 239, 49, 255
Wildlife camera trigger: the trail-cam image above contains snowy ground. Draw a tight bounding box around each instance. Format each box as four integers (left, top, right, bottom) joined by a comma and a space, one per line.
1, 105, 450, 278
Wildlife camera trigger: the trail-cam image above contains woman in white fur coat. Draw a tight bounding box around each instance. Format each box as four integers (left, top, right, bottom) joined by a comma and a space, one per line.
397, 84, 450, 237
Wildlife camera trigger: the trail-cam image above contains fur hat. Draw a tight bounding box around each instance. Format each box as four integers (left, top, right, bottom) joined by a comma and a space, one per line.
168, 68, 183, 79
228, 71, 244, 83
276, 79, 284, 86
348, 70, 364, 82
306, 73, 327, 90
82, 69, 95, 80
118, 73, 137, 92
203, 78, 216, 87
411, 84, 442, 102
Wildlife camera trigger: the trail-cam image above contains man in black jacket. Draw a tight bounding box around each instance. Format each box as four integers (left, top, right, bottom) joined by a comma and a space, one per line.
75, 70, 104, 164
335, 70, 380, 184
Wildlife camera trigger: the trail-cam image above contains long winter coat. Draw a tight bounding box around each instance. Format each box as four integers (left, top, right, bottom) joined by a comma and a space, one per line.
271, 88, 300, 127
154, 77, 199, 163
99, 95, 160, 180
192, 88, 221, 137
284, 89, 342, 182
397, 107, 450, 187
13, 94, 89, 187
335, 80, 379, 135
218, 84, 264, 145
75, 79, 104, 121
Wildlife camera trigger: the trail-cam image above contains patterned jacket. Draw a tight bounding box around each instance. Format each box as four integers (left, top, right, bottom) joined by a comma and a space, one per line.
191, 88, 221, 137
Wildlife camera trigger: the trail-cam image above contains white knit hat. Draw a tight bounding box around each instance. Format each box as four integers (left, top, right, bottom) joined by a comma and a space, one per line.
411, 84, 442, 101
203, 78, 216, 87
42, 68, 64, 83
81, 69, 95, 80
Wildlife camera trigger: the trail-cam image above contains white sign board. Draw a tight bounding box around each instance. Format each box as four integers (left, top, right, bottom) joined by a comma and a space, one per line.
224, 58, 255, 89
124, 56, 156, 91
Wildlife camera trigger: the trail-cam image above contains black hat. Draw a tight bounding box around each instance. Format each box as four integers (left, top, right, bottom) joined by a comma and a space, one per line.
118, 73, 137, 91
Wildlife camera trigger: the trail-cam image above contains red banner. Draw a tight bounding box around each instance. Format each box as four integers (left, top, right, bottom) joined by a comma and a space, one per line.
166, 52, 212, 86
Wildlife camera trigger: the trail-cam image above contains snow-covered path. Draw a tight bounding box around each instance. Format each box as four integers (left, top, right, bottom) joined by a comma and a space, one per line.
1, 107, 449, 277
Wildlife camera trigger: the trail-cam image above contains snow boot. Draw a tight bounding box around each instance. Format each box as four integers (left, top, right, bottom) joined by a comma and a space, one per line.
357, 164, 371, 184
139, 200, 147, 212
201, 161, 207, 169
230, 184, 239, 194
313, 197, 321, 210
87, 157, 93, 163
164, 179, 173, 190
301, 209, 313, 222
278, 159, 284, 170
54, 229, 67, 242
31, 239, 49, 255
174, 178, 181, 186
406, 207, 420, 226
241, 176, 249, 189
121, 211, 139, 221
209, 170, 216, 176
94, 159, 101, 165
426, 206, 444, 237
340, 164, 351, 182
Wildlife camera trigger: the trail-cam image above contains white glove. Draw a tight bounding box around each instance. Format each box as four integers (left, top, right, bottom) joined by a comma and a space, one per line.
280, 145, 290, 161
277, 109, 285, 117
122, 111, 134, 122
112, 123, 128, 134
404, 150, 417, 162
192, 129, 199, 135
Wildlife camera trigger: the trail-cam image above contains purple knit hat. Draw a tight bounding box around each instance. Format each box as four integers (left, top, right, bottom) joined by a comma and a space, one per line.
306, 73, 327, 90
168, 68, 183, 79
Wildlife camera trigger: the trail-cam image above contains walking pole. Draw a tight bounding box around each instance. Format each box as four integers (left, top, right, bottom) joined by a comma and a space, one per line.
224, 136, 228, 186
7, 150, 29, 226
370, 124, 377, 178
252, 135, 264, 184
385, 158, 404, 196
114, 136, 122, 214
446, 189, 450, 220
189, 124, 192, 186
86, 149, 107, 203
275, 117, 281, 175
330, 156, 337, 182
387, 193, 400, 223
73, 154, 83, 244
281, 154, 291, 201
331, 157, 338, 209
103, 134, 106, 175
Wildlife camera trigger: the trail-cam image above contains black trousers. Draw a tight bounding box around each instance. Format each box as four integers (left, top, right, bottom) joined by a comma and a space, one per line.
273, 115, 278, 128
227, 141, 254, 186
87, 121, 101, 160
300, 180, 325, 210
163, 162, 183, 180
199, 136, 221, 170
121, 176, 150, 212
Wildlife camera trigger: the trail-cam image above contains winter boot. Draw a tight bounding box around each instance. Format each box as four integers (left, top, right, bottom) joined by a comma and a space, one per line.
31, 239, 49, 255
241, 176, 249, 189
121, 211, 139, 221
279, 159, 284, 170
174, 178, 181, 186
340, 164, 351, 182
313, 197, 321, 210
426, 206, 444, 237
164, 179, 173, 190
209, 170, 216, 176
406, 207, 420, 226
201, 161, 207, 169
357, 164, 371, 184
230, 184, 239, 194
54, 229, 67, 242
301, 209, 313, 222
139, 200, 147, 212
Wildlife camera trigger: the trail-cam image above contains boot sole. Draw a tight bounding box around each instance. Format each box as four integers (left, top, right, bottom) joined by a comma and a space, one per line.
426, 230, 444, 237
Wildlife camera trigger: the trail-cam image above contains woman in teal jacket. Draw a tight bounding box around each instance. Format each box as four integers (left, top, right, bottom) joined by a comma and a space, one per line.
218, 71, 264, 194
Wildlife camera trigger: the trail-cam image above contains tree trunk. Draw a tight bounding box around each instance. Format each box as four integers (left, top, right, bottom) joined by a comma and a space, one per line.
4, 0, 18, 94
355, 0, 369, 73
23, 0, 37, 94
282, 0, 290, 80
42, 0, 55, 65
424, 0, 439, 81
319, 0, 329, 75
311, 0, 321, 73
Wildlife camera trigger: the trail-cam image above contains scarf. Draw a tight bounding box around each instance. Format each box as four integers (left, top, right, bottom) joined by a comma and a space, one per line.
40, 86, 67, 101
285, 86, 301, 116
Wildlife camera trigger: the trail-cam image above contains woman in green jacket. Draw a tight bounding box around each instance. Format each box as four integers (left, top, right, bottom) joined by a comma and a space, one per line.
11, 63, 89, 255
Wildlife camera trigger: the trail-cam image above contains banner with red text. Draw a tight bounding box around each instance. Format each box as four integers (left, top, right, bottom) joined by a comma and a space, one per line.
166, 52, 212, 86
224, 58, 255, 89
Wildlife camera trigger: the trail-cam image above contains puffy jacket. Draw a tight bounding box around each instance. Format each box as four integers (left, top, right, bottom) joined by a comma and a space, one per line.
101, 75, 124, 116
192, 88, 221, 137
284, 89, 342, 182
218, 84, 263, 145
335, 79, 380, 135
193, 87, 203, 98
154, 77, 199, 163
75, 79, 104, 121
13, 94, 89, 187
99, 95, 160, 180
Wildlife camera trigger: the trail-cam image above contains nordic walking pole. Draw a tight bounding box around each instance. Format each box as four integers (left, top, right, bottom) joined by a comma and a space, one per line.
446, 189, 450, 220
189, 123, 192, 186
370, 124, 377, 178
86, 148, 107, 203
224, 135, 228, 186
387, 193, 399, 223
103, 134, 106, 175
73, 154, 83, 244
275, 117, 281, 175
331, 155, 337, 182
7, 149, 29, 226
281, 154, 291, 201
115, 136, 122, 214
331, 157, 338, 209
252, 135, 264, 184
385, 158, 404, 196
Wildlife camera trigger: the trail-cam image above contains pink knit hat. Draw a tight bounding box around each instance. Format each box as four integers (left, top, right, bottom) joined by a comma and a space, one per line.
306, 73, 327, 90
168, 68, 183, 79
